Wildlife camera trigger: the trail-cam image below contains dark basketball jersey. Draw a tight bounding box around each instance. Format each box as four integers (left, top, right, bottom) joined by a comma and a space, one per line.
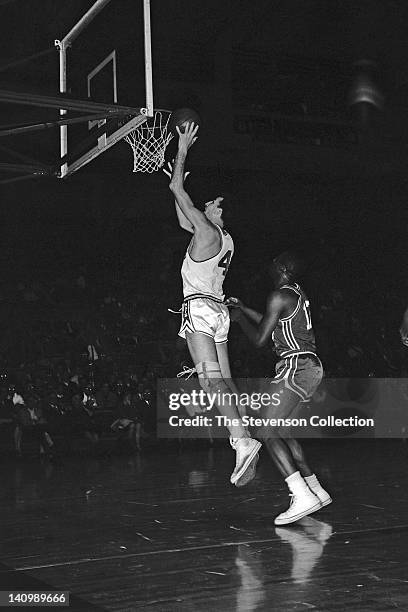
272, 283, 317, 357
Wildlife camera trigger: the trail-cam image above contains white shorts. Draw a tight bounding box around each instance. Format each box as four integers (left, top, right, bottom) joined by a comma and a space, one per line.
178, 297, 230, 344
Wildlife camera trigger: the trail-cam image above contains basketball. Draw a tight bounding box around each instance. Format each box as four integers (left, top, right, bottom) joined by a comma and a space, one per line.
168, 108, 201, 136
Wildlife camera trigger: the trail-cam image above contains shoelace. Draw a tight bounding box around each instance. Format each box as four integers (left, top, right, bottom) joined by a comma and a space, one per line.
229, 436, 237, 449
168, 307, 182, 314
177, 365, 196, 379
287, 493, 295, 508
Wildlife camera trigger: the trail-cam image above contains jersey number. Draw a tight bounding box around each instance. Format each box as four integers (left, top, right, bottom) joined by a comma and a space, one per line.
218, 250, 232, 276
303, 300, 312, 330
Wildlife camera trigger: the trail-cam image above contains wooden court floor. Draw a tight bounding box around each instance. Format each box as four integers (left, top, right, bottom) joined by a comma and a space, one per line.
1, 439, 408, 611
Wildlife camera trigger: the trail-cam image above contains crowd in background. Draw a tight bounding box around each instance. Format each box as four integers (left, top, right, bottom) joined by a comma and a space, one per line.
0, 243, 407, 460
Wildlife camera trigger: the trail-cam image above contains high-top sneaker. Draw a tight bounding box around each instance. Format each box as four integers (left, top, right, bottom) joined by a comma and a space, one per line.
235, 453, 259, 487
305, 474, 332, 507
275, 471, 321, 525
230, 437, 262, 485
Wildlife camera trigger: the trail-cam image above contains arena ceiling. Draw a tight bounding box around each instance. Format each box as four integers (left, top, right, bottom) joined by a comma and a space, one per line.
1, 1, 407, 96
1, 0, 408, 181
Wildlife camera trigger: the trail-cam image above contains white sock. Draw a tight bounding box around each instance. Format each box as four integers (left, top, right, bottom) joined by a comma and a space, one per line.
305, 474, 320, 490
285, 471, 309, 495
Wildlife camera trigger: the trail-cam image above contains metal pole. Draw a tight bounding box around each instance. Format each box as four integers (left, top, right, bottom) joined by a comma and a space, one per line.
143, 0, 154, 116
61, 0, 112, 46
0, 163, 50, 173
0, 174, 48, 186
0, 143, 47, 166
0, 89, 143, 114
0, 113, 114, 138
55, 0, 112, 177
0, 47, 55, 73
55, 39, 68, 177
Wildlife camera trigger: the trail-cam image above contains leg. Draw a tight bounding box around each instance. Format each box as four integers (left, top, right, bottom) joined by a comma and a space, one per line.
215, 340, 261, 485
266, 385, 331, 507
14, 424, 22, 456
186, 332, 246, 438
215, 342, 259, 487
285, 438, 313, 477
215, 341, 232, 377
264, 437, 298, 479
186, 331, 261, 483
262, 384, 301, 478
215, 342, 245, 417
263, 383, 321, 525
135, 423, 142, 451
125, 423, 136, 451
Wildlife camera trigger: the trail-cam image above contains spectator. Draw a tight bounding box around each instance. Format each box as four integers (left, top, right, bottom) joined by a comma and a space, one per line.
111, 391, 143, 452
68, 393, 99, 450
15, 396, 56, 458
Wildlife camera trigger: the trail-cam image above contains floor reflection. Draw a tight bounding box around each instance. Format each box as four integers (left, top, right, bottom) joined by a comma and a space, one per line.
12, 460, 54, 507
235, 543, 265, 612
275, 516, 333, 584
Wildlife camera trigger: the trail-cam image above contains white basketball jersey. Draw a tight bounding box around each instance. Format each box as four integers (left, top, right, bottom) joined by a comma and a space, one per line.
181, 225, 234, 301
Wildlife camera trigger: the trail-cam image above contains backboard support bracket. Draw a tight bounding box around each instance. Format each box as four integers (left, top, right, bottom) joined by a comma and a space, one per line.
55, 0, 154, 178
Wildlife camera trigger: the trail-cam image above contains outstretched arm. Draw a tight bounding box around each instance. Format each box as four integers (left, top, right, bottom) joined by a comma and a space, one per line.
163, 162, 193, 233
233, 291, 287, 348
225, 297, 263, 324
169, 123, 212, 232
174, 198, 194, 233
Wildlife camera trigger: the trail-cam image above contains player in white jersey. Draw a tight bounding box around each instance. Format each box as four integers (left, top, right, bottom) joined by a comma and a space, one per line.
167, 122, 261, 485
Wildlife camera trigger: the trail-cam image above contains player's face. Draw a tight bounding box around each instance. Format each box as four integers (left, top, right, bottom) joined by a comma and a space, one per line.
204, 197, 224, 227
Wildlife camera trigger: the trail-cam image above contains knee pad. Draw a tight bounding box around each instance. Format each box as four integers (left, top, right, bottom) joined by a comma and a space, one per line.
196, 362, 238, 411
196, 361, 224, 393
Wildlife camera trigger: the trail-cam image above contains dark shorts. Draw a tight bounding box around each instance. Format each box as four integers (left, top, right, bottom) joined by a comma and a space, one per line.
272, 352, 324, 403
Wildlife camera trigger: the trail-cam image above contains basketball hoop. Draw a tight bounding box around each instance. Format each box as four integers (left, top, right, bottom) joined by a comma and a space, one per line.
124, 109, 173, 173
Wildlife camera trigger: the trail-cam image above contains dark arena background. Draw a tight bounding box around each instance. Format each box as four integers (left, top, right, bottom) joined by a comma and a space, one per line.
1, 1, 408, 610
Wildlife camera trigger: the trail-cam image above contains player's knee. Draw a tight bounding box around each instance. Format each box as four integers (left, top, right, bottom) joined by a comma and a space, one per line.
196, 361, 224, 393
196, 362, 241, 413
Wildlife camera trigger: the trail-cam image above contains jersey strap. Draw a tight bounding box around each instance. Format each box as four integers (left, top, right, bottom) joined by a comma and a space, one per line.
186, 223, 226, 263
279, 284, 302, 321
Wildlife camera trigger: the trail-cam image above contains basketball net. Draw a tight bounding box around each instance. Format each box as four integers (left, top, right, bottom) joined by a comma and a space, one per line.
124, 110, 173, 173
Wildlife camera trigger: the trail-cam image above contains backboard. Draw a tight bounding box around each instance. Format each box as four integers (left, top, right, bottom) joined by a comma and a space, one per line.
55, 0, 154, 178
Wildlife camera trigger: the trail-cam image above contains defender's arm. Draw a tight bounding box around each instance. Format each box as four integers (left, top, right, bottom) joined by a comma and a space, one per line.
235, 291, 287, 348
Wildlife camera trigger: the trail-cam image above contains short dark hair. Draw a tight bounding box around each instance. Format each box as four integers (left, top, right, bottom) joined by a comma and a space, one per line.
275, 250, 305, 281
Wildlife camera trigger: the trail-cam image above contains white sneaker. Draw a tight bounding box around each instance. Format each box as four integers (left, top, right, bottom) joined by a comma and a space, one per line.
230, 437, 262, 485
275, 489, 321, 526
235, 453, 259, 488
310, 485, 332, 507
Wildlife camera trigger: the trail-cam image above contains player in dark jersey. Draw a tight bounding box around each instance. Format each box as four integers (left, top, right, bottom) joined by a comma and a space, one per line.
227, 251, 332, 525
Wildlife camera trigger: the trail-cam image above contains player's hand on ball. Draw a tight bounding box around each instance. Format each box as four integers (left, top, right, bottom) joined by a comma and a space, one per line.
163, 161, 190, 180
176, 122, 199, 151
225, 296, 244, 309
